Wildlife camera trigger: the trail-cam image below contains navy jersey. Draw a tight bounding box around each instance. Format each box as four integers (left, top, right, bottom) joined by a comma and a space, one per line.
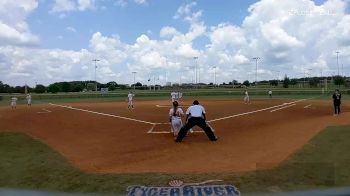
333, 93, 341, 105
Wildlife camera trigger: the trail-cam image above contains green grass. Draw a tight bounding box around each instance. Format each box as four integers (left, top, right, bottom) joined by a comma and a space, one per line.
1, 125, 350, 194
1, 90, 348, 106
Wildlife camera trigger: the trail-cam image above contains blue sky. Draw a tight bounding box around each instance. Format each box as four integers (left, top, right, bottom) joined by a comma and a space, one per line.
28, 0, 260, 50
0, 0, 349, 86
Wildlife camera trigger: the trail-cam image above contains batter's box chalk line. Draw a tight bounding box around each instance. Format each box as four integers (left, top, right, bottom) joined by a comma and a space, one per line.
148, 121, 215, 134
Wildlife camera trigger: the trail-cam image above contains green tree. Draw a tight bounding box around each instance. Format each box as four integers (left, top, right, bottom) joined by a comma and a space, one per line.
243, 80, 250, 87
309, 77, 320, 87
72, 84, 83, 92
62, 82, 71, 92
283, 75, 290, 88
269, 80, 278, 86
334, 76, 345, 86
290, 79, 298, 86
48, 84, 59, 93
106, 81, 117, 91
35, 84, 46, 93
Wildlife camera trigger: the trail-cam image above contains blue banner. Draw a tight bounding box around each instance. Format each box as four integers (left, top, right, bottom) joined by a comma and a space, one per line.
127, 185, 240, 196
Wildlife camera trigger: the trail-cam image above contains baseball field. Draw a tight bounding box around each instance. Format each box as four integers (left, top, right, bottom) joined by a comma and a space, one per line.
1, 91, 350, 195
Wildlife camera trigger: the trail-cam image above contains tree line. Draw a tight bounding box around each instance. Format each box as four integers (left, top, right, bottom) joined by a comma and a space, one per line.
0, 75, 347, 94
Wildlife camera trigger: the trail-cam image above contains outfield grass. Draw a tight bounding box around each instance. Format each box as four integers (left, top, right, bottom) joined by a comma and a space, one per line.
1, 125, 350, 195
0, 90, 348, 107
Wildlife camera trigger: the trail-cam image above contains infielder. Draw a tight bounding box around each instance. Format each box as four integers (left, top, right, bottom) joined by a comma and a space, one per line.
169, 101, 184, 137
26, 93, 32, 106
268, 90, 272, 99
175, 100, 217, 142
332, 89, 341, 116
11, 96, 18, 109
127, 91, 135, 110
171, 91, 177, 103
244, 89, 250, 104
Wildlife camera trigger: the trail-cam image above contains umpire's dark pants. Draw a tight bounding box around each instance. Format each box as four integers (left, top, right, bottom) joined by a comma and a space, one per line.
334, 103, 341, 114
176, 117, 217, 142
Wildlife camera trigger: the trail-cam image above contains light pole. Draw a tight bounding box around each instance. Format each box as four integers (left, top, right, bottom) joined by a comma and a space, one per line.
193, 57, 198, 86
336, 51, 340, 76
307, 68, 312, 87
252, 57, 260, 88
92, 59, 100, 91
272, 70, 280, 87
214, 66, 217, 87
132, 71, 137, 90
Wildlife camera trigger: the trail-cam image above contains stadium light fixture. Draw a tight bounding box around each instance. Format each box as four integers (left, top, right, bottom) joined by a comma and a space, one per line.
132, 71, 137, 90
252, 57, 260, 88
193, 56, 198, 85
92, 59, 100, 91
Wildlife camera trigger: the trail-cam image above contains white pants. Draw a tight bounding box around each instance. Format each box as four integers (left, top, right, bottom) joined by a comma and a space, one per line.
244, 95, 249, 102
11, 102, 16, 107
171, 117, 183, 136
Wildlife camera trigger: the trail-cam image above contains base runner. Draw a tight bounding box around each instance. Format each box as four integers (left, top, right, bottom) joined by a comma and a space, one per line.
11, 96, 18, 109
127, 91, 135, 110
244, 89, 250, 104
26, 93, 32, 106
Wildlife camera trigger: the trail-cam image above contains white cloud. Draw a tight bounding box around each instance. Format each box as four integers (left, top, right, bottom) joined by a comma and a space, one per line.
160, 26, 180, 38
134, 0, 147, 5
50, 0, 95, 13
66, 26, 77, 33
114, 0, 147, 7
2, 0, 350, 86
174, 2, 202, 24
0, 0, 39, 46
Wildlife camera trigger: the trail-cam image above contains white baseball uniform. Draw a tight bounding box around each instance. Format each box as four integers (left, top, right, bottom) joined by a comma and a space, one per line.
26, 94, 32, 105
244, 91, 250, 103
128, 93, 134, 108
11, 97, 18, 108
169, 107, 184, 136
171, 92, 177, 102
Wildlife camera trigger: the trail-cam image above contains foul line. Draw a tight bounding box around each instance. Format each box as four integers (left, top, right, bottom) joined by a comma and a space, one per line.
270, 104, 296, 112
304, 104, 312, 109
207, 98, 309, 123
49, 103, 155, 125
37, 108, 52, 114
49, 97, 312, 134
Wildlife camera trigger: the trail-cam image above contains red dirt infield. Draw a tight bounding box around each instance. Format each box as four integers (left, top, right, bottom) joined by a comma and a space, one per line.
1, 98, 349, 173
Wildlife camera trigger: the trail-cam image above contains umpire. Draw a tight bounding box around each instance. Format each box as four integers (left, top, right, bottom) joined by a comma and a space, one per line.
332, 89, 342, 115
175, 100, 217, 142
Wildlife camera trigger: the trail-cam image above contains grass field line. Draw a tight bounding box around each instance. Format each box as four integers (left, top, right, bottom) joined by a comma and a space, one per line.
270, 104, 297, 112
49, 103, 155, 125
207, 98, 310, 123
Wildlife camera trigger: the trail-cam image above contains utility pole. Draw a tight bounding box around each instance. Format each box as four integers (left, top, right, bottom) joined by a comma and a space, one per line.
132, 71, 137, 90
193, 57, 198, 87
92, 59, 100, 91
252, 57, 260, 88
213, 66, 217, 87
336, 51, 340, 76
